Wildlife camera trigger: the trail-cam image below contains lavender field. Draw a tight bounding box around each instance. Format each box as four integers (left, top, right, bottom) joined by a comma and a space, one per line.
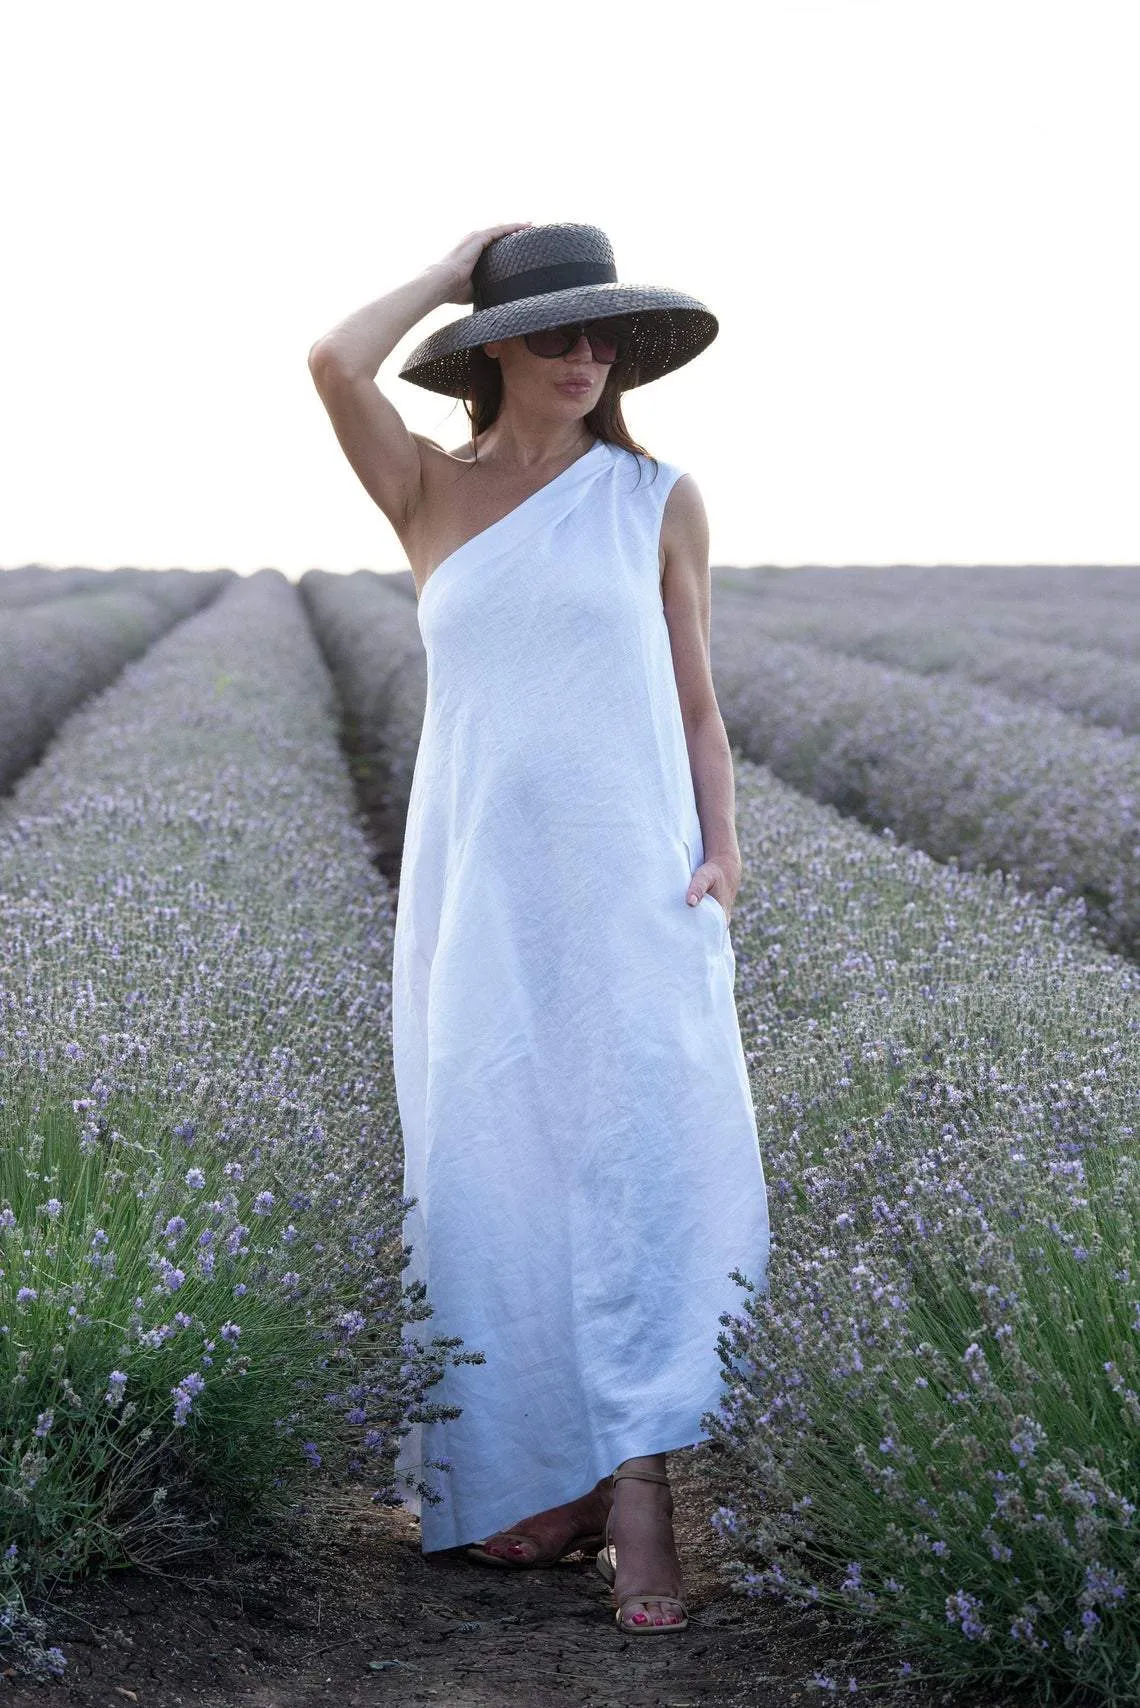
0, 572, 463, 1680
1, 563, 1138, 1703
707, 581, 1140, 959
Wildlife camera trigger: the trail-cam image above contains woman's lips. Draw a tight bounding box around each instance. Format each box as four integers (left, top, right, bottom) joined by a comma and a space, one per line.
557, 381, 592, 393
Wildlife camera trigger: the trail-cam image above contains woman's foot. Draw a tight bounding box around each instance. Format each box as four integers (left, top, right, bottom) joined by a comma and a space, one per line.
474, 1474, 614, 1564
609, 1473, 687, 1628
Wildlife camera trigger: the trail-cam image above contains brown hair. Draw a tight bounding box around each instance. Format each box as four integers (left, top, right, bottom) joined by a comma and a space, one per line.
452, 339, 660, 484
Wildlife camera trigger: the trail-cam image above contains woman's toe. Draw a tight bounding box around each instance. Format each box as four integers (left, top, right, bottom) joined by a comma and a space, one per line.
647, 1597, 683, 1624
486, 1535, 535, 1560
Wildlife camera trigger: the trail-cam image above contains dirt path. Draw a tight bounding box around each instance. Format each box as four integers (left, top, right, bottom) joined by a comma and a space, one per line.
3, 1449, 1019, 1707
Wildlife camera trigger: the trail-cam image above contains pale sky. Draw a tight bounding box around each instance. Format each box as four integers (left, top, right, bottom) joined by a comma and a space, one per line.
2, 0, 1138, 575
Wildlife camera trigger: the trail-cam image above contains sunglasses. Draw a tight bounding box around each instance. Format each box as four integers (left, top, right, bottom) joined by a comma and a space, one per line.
523, 317, 637, 364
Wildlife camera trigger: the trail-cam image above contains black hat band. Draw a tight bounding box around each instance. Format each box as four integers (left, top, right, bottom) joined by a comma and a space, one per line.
477, 259, 618, 310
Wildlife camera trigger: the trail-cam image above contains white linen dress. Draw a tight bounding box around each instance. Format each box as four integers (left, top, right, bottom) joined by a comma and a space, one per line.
391, 436, 770, 1553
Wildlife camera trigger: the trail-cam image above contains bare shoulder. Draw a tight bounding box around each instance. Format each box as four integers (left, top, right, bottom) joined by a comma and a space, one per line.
403, 433, 473, 518
408, 432, 458, 472
400, 435, 482, 585
407, 433, 476, 462
659, 468, 717, 722
407, 433, 479, 478
661, 470, 708, 533
659, 471, 709, 586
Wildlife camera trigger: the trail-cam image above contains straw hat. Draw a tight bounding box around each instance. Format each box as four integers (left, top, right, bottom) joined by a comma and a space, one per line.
398, 222, 718, 398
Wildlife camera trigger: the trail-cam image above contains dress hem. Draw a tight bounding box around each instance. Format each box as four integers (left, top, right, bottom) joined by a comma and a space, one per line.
399, 1418, 717, 1555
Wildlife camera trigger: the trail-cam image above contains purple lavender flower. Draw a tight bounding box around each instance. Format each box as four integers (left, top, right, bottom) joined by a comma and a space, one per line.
1009, 1417, 1047, 1468
156, 1259, 186, 1294
945, 1588, 988, 1641
1081, 1563, 1127, 1608
223, 1223, 248, 1257
171, 1370, 206, 1426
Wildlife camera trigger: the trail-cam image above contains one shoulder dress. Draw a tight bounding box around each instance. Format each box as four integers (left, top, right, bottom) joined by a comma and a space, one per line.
391, 436, 770, 1553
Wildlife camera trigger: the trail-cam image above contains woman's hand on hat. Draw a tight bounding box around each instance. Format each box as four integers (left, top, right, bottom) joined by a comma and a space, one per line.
435, 224, 534, 304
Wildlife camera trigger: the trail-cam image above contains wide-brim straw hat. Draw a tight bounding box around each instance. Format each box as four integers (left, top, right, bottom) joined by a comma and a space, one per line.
398, 222, 718, 398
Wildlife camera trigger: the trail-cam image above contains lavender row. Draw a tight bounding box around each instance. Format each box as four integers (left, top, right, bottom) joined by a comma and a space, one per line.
710, 758, 1139, 1699
0, 565, 141, 608
709, 610, 1140, 959
716, 564, 1140, 599
714, 565, 1140, 659
0, 565, 231, 611
712, 585, 1140, 735
0, 573, 457, 1678
0, 573, 231, 796
299, 569, 426, 873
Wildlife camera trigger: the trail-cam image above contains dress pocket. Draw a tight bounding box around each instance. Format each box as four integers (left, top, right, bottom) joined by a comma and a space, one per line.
682, 835, 730, 944
701, 891, 729, 939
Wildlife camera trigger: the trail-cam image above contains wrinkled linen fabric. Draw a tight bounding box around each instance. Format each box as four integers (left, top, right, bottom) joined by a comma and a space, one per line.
391, 437, 770, 1553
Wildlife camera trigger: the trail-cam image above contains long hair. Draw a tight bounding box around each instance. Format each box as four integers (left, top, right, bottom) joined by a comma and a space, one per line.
451, 338, 660, 483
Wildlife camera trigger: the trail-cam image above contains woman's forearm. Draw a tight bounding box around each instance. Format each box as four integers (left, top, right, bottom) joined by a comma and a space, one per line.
690, 713, 741, 872
307, 263, 457, 383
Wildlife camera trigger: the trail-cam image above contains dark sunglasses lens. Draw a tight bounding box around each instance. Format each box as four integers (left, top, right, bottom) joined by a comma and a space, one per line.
587, 319, 635, 361
526, 319, 636, 362
529, 326, 574, 356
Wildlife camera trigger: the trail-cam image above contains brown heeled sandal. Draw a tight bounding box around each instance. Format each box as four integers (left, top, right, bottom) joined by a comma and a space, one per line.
595, 1465, 689, 1633
467, 1476, 612, 1568
467, 1524, 606, 1568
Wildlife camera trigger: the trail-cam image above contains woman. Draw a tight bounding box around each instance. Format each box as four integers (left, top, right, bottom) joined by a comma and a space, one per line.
307, 223, 770, 1636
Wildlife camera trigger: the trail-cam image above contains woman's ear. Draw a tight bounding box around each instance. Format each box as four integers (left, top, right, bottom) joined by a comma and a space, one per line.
481, 340, 501, 361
